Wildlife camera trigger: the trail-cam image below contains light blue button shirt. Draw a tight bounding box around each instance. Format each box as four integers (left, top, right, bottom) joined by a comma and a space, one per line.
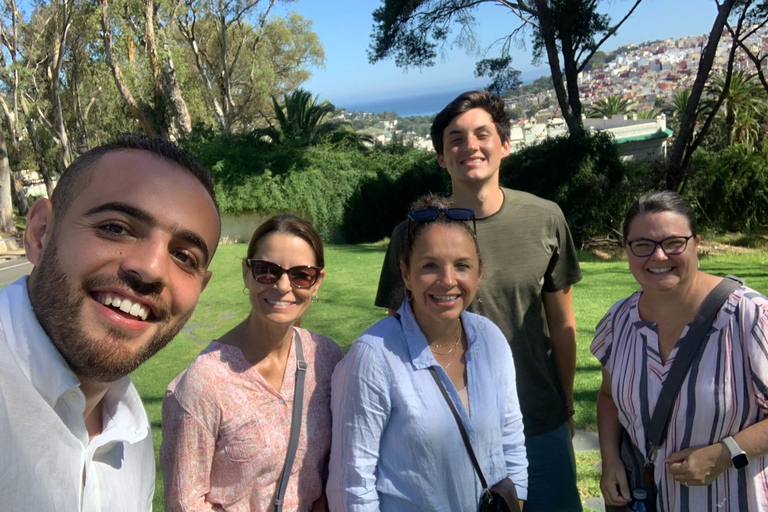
328, 300, 527, 512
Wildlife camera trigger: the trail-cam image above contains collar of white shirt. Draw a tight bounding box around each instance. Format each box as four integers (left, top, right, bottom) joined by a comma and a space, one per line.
1, 276, 149, 446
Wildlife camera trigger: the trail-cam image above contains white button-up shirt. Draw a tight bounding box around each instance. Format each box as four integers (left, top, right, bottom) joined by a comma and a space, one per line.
0, 277, 154, 511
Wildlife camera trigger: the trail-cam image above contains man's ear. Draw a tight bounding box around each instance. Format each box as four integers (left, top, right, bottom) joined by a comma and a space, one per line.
500, 139, 511, 159
201, 271, 213, 293
24, 198, 54, 266
437, 153, 446, 168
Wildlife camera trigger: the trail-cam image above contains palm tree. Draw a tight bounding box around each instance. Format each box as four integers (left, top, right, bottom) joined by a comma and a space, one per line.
662, 89, 691, 129
635, 109, 660, 120
258, 89, 374, 150
258, 89, 338, 146
586, 95, 633, 118
706, 71, 766, 147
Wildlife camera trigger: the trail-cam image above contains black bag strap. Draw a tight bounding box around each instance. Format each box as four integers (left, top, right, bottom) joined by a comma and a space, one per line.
646, 276, 741, 454
274, 330, 307, 512
427, 366, 490, 490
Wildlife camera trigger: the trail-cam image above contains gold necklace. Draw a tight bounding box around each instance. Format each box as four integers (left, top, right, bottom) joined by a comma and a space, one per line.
429, 320, 462, 357
442, 326, 464, 369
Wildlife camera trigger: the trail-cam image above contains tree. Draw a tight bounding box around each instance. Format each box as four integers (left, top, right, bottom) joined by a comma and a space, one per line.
663, 89, 691, 131
666, 0, 744, 190
586, 95, 633, 118
257, 88, 347, 147
174, 0, 324, 133
368, 0, 643, 138
706, 70, 766, 147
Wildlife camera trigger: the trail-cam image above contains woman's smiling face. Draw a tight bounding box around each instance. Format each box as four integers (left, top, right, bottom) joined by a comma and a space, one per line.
401, 223, 482, 332
625, 211, 700, 293
243, 233, 323, 327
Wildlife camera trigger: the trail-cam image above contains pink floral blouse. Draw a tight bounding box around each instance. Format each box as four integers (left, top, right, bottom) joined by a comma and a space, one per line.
161, 328, 343, 512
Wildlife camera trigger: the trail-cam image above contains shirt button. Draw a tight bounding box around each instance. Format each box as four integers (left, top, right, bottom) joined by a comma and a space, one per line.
67, 391, 79, 402
278, 398, 285, 405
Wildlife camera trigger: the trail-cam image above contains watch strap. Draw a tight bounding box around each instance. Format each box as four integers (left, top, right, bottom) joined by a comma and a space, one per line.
722, 436, 748, 468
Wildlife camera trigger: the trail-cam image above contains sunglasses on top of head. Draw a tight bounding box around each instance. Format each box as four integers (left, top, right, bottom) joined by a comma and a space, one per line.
407, 208, 477, 233
246, 259, 322, 289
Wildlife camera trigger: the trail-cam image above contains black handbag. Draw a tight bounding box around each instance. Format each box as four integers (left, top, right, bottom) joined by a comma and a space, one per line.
427, 367, 521, 512
605, 276, 741, 512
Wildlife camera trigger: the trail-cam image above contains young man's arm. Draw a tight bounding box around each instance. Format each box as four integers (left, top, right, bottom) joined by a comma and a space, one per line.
542, 286, 577, 437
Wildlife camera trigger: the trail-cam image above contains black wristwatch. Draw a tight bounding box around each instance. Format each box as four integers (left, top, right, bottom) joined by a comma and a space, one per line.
722, 436, 749, 469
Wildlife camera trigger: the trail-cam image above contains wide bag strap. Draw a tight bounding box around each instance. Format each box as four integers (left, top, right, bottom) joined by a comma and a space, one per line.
274, 330, 307, 512
647, 276, 741, 449
427, 366, 490, 490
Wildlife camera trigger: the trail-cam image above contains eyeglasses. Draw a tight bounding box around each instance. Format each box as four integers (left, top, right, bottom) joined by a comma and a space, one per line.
625, 235, 694, 257
407, 208, 477, 233
245, 259, 322, 289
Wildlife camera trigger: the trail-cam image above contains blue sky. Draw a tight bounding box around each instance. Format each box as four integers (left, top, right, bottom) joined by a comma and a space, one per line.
273, 0, 721, 106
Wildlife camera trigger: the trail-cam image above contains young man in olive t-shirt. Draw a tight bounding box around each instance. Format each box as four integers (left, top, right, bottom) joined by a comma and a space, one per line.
375, 91, 583, 512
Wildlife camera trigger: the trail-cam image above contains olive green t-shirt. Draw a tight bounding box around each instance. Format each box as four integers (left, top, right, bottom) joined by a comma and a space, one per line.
374, 188, 583, 436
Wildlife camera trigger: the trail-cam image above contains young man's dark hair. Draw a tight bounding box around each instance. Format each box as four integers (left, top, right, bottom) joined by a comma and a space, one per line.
430, 90, 512, 155
51, 133, 219, 219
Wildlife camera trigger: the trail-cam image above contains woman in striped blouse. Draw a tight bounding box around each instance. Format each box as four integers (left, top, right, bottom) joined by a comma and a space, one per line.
591, 191, 768, 511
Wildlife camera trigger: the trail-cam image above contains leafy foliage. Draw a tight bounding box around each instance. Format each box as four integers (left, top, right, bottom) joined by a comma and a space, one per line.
500, 132, 660, 244
687, 144, 768, 232
180, 127, 440, 241
586, 95, 634, 118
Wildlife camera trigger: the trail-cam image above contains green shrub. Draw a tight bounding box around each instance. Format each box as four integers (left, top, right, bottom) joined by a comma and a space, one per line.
179, 127, 443, 241
340, 149, 449, 243
687, 145, 768, 232
501, 132, 655, 244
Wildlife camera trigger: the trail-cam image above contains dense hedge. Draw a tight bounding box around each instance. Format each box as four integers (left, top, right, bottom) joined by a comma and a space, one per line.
687, 144, 768, 233
501, 132, 665, 243
179, 129, 446, 241
180, 128, 768, 245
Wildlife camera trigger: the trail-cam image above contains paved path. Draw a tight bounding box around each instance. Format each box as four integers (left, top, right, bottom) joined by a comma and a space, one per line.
573, 429, 601, 452
0, 253, 31, 286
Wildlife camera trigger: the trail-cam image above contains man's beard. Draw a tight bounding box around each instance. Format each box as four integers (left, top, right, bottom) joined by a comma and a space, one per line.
28, 238, 189, 383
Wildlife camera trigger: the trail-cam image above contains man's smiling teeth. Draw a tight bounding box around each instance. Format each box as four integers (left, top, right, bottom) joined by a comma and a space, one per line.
433, 295, 459, 302
96, 293, 149, 321
648, 267, 673, 274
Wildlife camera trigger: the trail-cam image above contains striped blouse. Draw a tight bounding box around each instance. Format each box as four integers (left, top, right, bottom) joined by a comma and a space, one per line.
591, 286, 768, 512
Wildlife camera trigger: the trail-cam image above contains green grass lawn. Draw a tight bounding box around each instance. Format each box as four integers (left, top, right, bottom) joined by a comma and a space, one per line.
131, 243, 768, 510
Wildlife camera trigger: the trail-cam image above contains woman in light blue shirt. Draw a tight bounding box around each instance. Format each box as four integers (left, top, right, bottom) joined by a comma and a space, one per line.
327, 195, 527, 511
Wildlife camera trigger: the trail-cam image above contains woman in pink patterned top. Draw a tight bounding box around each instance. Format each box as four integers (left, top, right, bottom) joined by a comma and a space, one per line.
161, 215, 343, 512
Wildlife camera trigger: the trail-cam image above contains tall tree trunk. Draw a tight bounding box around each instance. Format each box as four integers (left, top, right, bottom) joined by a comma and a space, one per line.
0, 97, 28, 216
532, 0, 584, 137
666, 0, 735, 190
21, 99, 54, 198
0, 128, 15, 233
10, 171, 28, 216
164, 38, 192, 136
99, 0, 157, 136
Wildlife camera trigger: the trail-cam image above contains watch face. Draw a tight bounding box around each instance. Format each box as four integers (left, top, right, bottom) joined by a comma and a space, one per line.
733, 453, 749, 469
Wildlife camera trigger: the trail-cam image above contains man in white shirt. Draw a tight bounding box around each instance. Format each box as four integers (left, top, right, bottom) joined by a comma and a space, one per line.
0, 135, 221, 511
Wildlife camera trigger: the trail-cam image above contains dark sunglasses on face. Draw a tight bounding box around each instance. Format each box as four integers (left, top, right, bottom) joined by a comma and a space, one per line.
625, 235, 694, 257
407, 208, 477, 233
245, 259, 322, 289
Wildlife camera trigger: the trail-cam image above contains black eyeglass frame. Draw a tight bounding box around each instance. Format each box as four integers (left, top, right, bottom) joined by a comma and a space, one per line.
407, 208, 477, 233
245, 259, 322, 289
624, 235, 695, 258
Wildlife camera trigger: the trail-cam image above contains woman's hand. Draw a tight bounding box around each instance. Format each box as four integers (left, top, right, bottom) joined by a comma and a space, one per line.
600, 456, 631, 506
666, 442, 731, 486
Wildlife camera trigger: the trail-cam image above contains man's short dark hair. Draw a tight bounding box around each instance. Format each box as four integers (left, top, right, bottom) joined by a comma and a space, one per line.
50, 133, 219, 219
430, 90, 511, 155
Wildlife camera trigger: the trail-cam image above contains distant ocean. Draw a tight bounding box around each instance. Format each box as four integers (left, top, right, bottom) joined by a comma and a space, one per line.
338, 68, 549, 118
340, 88, 474, 118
